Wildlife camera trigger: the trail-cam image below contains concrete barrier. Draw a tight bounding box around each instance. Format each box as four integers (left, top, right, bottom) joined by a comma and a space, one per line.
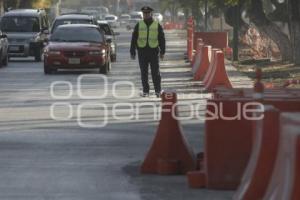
263, 112, 300, 200
200, 98, 300, 189
194, 32, 228, 49
193, 45, 211, 81
191, 40, 204, 74
233, 105, 280, 200
202, 49, 222, 86
204, 51, 232, 91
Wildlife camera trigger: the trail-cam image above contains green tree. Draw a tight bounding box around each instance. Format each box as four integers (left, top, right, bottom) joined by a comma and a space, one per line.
160, 0, 299, 63
288, 0, 300, 64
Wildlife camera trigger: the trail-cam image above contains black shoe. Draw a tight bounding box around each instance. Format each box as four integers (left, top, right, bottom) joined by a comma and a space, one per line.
140, 92, 149, 97
155, 90, 163, 98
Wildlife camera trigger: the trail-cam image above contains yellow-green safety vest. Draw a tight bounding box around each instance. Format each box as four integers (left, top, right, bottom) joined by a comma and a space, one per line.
137, 21, 159, 48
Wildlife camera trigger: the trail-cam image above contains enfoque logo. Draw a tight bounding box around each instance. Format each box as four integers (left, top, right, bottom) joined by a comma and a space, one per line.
50, 75, 265, 128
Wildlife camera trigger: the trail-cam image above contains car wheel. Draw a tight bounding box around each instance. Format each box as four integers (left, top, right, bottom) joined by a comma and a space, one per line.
35, 47, 42, 62
100, 58, 111, 74
99, 63, 108, 74
44, 60, 52, 74
44, 66, 51, 74
111, 54, 116, 62
2, 54, 8, 66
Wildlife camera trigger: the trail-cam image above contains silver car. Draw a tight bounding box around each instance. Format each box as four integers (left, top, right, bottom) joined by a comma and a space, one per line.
0, 9, 50, 62
97, 20, 118, 62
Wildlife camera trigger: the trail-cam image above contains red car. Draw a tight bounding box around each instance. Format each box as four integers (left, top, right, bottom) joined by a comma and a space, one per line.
44, 24, 111, 74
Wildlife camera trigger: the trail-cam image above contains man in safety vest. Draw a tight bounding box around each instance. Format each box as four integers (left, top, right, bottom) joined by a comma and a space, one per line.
130, 6, 166, 98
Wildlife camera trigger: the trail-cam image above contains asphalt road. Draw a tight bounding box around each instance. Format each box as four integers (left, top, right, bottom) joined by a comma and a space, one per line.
0, 28, 233, 200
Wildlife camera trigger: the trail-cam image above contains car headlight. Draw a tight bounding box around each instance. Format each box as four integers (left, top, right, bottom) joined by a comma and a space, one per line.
89, 50, 105, 55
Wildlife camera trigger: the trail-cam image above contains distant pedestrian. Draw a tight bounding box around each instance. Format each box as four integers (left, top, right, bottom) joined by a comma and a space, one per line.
130, 6, 166, 97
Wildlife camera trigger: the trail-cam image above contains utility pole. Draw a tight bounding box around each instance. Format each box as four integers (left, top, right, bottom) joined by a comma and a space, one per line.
205, 0, 208, 31
0, 0, 4, 15
116, 0, 120, 14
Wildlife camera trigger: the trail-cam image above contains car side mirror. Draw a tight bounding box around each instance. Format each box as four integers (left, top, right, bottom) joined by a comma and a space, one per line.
0, 34, 7, 39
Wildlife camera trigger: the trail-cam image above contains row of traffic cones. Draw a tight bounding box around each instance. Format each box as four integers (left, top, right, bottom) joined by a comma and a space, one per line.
191, 38, 233, 91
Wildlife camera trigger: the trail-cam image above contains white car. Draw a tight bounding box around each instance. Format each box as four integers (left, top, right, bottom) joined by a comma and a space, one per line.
153, 13, 163, 23
104, 15, 120, 28
119, 14, 131, 27
127, 12, 143, 30
130, 11, 143, 19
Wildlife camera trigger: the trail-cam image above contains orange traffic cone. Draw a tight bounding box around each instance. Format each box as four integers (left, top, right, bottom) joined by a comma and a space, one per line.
193, 45, 211, 81
204, 51, 232, 91
191, 38, 204, 67
202, 49, 222, 86
140, 91, 196, 175
192, 43, 204, 74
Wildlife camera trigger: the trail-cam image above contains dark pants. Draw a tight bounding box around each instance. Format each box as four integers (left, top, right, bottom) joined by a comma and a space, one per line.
138, 50, 161, 94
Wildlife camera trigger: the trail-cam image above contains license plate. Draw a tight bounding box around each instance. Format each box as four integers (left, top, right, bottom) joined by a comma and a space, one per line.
9, 46, 19, 51
68, 58, 80, 64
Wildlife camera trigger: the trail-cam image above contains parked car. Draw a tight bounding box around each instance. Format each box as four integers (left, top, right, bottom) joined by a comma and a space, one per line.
97, 20, 118, 62
51, 14, 97, 34
119, 14, 130, 27
104, 15, 120, 28
44, 24, 111, 74
0, 31, 8, 67
153, 13, 163, 23
0, 9, 50, 62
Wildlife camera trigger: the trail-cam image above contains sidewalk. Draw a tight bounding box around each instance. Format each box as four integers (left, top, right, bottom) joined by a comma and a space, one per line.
225, 60, 253, 88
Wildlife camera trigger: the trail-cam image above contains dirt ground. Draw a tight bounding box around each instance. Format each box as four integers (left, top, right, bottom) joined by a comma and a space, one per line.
233, 60, 300, 88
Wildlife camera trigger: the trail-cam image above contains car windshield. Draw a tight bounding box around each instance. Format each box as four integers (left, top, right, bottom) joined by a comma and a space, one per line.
105, 17, 115, 20
50, 27, 103, 43
131, 15, 142, 19
0, 16, 40, 32
120, 16, 130, 20
99, 24, 113, 35
52, 19, 92, 33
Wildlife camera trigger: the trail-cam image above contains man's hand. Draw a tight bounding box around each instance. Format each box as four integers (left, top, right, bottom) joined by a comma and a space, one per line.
131, 54, 136, 60
160, 54, 165, 61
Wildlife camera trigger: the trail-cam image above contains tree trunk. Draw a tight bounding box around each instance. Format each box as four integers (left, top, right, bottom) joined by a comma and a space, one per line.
289, 0, 300, 64
249, 0, 292, 62
16, 0, 21, 8
224, 6, 249, 38
291, 22, 300, 64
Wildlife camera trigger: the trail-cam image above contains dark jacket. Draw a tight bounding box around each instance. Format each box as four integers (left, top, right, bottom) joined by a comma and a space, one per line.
130, 18, 166, 57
